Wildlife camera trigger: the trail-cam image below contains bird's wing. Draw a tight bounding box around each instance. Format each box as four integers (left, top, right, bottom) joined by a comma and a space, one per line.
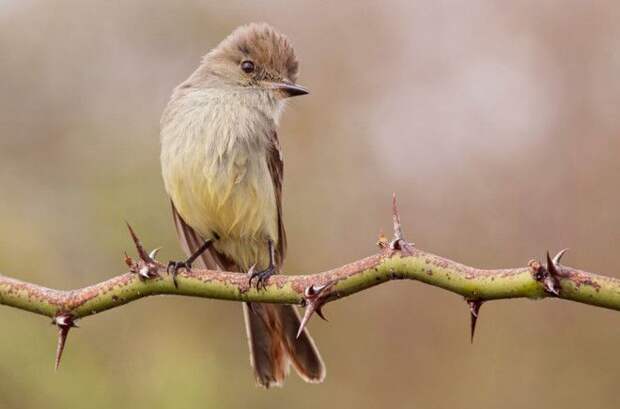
171, 200, 236, 272
266, 130, 287, 267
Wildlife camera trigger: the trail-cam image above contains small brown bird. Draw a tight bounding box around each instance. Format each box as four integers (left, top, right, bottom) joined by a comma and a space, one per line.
160, 23, 325, 387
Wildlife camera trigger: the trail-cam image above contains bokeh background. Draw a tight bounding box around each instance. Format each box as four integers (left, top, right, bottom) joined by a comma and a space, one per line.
1, 1, 620, 408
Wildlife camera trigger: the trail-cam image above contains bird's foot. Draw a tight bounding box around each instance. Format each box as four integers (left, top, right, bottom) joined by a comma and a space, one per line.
248, 264, 277, 291
167, 260, 192, 288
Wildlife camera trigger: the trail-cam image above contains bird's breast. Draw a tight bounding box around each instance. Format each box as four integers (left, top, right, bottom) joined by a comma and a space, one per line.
161, 93, 279, 248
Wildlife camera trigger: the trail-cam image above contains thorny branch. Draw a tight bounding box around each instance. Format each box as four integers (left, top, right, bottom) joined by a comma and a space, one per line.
0, 195, 619, 368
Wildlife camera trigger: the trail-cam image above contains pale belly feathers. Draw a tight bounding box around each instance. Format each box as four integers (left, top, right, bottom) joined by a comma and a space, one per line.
161, 89, 280, 270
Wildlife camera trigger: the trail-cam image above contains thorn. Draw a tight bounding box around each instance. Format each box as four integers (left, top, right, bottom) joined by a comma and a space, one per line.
544, 251, 561, 296
52, 313, 78, 370
546, 251, 558, 276
392, 193, 403, 241
55, 326, 70, 371
467, 300, 483, 343
315, 307, 328, 321
126, 222, 152, 263
297, 282, 335, 338
552, 248, 569, 266
544, 278, 560, 296
138, 265, 152, 279
297, 309, 313, 339
148, 247, 161, 260
388, 194, 414, 256
126, 223, 160, 279
529, 253, 562, 296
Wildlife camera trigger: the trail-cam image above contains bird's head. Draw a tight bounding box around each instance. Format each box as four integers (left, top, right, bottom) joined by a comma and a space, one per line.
197, 23, 308, 99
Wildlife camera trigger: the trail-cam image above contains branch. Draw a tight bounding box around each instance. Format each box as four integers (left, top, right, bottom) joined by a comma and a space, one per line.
1, 196, 619, 368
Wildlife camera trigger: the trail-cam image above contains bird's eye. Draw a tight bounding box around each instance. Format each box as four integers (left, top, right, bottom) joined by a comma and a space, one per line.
241, 60, 255, 73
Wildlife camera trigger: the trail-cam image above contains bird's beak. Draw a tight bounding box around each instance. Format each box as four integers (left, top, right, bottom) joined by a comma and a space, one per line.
269, 82, 310, 98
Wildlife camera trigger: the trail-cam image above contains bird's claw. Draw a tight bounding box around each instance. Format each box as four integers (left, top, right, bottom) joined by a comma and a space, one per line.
248, 264, 276, 290
167, 260, 192, 288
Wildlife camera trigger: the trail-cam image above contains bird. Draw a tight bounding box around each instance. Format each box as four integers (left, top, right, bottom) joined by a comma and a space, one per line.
159, 22, 325, 387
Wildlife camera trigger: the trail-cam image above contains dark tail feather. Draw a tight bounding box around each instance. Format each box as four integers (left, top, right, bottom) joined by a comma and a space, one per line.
244, 303, 325, 387
278, 304, 326, 383
244, 303, 288, 387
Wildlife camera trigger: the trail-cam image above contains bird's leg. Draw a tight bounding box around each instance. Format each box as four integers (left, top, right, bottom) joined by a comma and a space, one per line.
248, 240, 277, 290
167, 238, 214, 287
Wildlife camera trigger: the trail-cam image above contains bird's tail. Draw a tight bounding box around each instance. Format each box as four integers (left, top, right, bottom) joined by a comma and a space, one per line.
172, 204, 325, 387
244, 302, 325, 387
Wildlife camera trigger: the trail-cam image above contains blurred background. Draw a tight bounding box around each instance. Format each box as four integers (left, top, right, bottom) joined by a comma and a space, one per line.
1, 1, 619, 408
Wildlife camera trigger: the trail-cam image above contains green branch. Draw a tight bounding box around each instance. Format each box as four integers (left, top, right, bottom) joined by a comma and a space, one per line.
1, 200, 619, 368
1, 247, 619, 322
